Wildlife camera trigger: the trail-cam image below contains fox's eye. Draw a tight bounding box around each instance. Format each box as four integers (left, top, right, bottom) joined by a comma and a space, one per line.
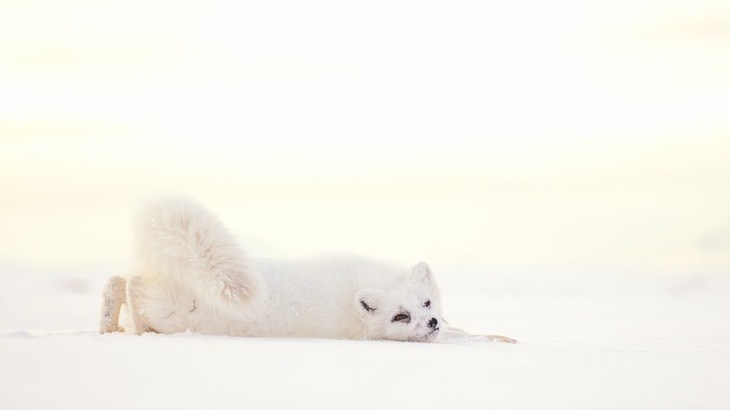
424, 300, 431, 308
392, 313, 410, 322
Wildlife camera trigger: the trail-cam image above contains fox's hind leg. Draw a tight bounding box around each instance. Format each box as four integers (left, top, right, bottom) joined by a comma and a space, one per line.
125, 274, 155, 334
99, 276, 127, 333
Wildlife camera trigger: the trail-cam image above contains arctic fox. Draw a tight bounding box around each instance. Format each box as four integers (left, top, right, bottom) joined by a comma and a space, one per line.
99, 197, 516, 343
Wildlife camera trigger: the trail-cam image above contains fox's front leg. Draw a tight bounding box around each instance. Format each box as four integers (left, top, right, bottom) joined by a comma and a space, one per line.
486, 334, 518, 343
438, 326, 517, 344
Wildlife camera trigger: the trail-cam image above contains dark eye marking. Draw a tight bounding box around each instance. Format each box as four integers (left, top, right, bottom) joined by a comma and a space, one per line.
360, 300, 374, 312
424, 300, 431, 308
392, 313, 411, 323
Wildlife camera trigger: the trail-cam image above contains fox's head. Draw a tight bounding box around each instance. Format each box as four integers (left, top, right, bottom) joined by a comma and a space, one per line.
356, 262, 442, 342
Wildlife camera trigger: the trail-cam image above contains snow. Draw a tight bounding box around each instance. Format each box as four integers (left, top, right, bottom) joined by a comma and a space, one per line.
2, 267, 728, 409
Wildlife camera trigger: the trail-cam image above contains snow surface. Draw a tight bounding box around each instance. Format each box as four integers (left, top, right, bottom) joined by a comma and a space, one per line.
1, 266, 729, 409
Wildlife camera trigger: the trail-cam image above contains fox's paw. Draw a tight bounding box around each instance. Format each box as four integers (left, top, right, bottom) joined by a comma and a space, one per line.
100, 323, 126, 334
487, 334, 518, 344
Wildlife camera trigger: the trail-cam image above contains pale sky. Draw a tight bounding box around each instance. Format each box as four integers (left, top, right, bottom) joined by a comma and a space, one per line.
1, 0, 729, 274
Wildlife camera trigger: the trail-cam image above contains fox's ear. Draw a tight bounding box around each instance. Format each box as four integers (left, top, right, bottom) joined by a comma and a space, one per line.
410, 261, 433, 285
356, 289, 384, 315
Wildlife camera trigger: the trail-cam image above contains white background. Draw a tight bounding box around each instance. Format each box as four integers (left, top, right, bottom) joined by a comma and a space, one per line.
2, 0, 729, 274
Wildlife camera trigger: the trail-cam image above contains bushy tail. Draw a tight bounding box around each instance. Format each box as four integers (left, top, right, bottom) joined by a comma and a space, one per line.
132, 196, 260, 307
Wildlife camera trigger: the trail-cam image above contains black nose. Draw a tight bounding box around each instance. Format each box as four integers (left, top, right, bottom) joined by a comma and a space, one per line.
428, 318, 438, 328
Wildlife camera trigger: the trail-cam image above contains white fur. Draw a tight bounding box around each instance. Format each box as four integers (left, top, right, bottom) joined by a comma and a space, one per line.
100, 196, 515, 344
